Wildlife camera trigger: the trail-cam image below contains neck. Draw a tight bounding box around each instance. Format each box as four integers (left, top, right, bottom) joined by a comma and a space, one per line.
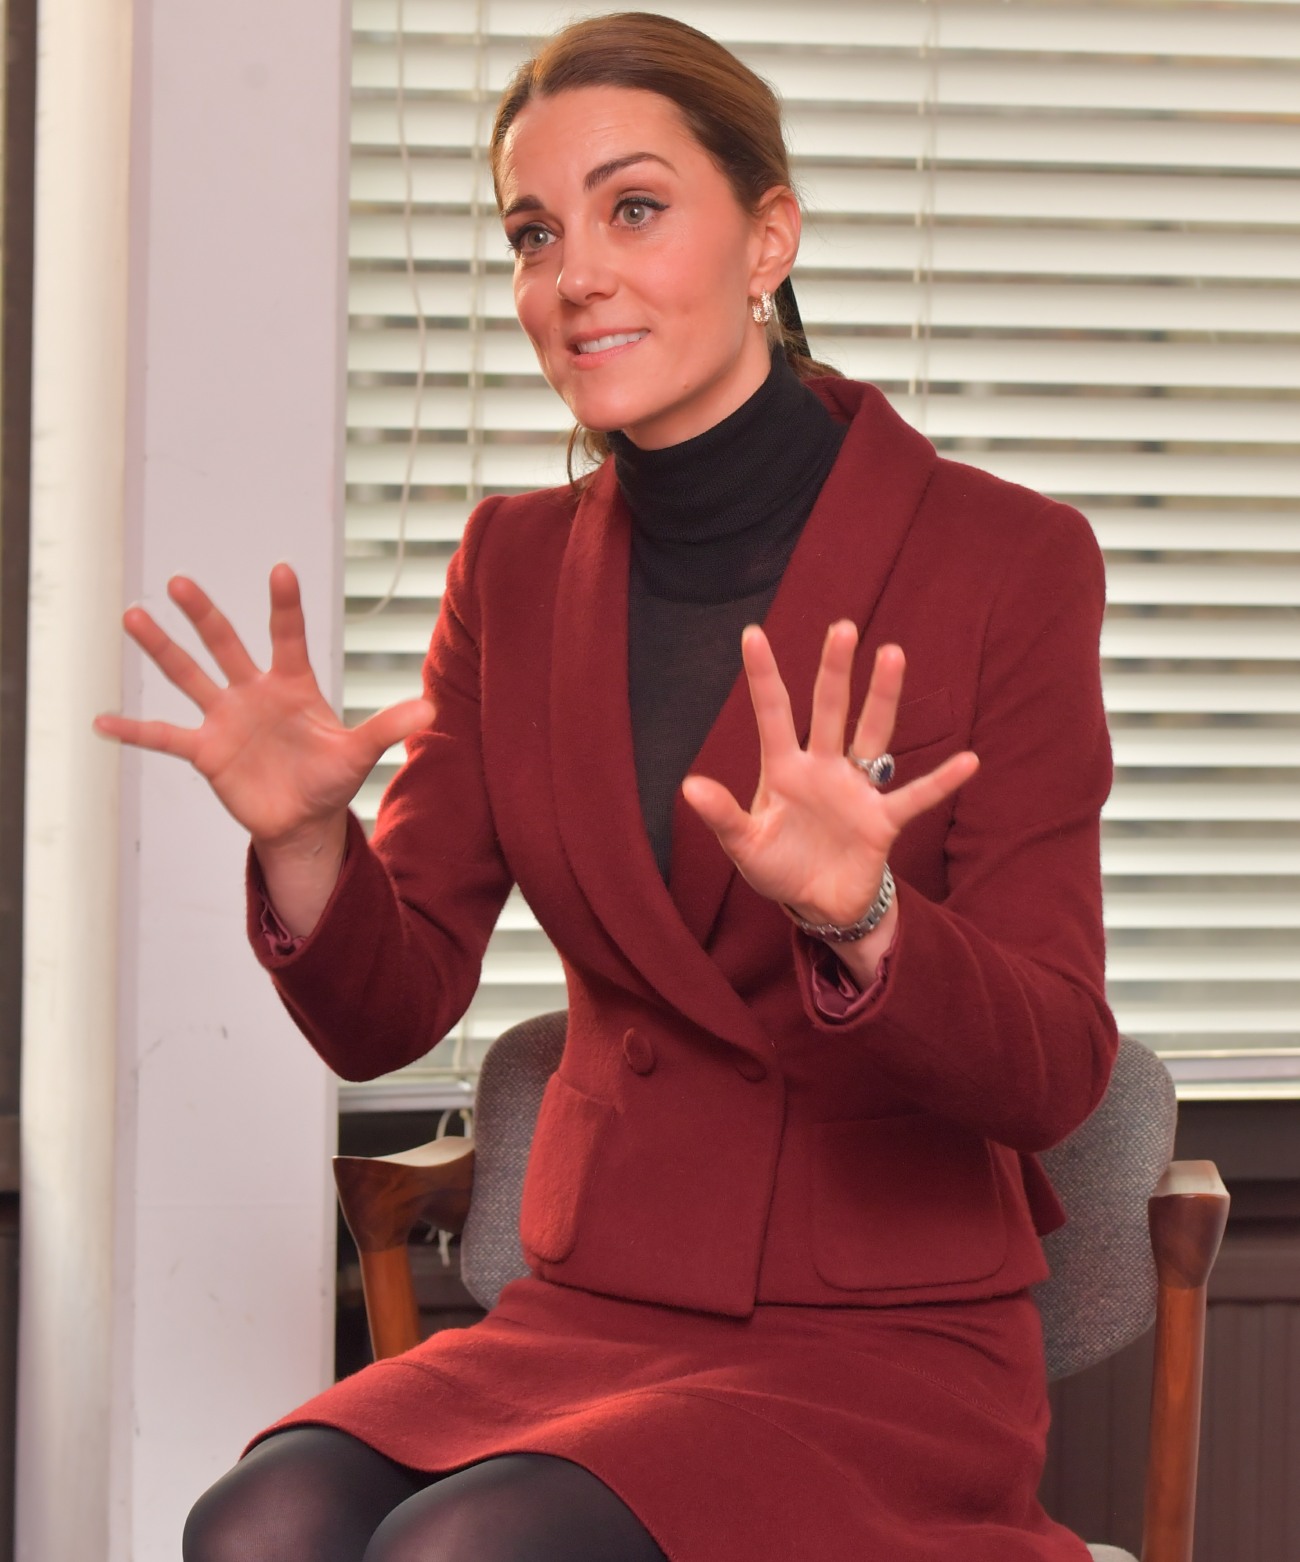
609, 349, 846, 604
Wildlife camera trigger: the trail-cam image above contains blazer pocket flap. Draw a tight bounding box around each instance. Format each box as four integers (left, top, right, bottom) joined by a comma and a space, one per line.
889, 686, 954, 755
812, 1115, 1008, 1292
519, 1073, 614, 1265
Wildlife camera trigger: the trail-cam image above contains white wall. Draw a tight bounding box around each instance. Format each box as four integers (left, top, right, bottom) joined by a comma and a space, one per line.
19, 1, 350, 1557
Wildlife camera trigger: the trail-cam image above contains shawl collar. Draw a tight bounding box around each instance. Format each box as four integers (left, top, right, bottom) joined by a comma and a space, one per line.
549, 381, 938, 1039
549, 461, 764, 1050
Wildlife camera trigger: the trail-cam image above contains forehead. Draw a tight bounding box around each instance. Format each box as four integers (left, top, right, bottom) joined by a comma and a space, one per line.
497, 85, 707, 201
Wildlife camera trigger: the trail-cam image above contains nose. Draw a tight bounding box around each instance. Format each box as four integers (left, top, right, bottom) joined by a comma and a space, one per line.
555, 224, 616, 306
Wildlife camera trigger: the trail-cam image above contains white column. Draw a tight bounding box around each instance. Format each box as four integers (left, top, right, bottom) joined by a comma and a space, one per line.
17, 0, 134, 1553
18, 1, 350, 1558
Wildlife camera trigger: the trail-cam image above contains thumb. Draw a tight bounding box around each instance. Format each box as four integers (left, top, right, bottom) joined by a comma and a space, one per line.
353, 698, 436, 765
681, 773, 750, 848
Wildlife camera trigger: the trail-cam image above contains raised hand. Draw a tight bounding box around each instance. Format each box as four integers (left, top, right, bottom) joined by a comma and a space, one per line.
95, 565, 433, 933
681, 621, 978, 968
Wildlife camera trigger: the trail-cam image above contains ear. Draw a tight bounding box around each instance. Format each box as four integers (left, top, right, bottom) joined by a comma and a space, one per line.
748, 186, 802, 297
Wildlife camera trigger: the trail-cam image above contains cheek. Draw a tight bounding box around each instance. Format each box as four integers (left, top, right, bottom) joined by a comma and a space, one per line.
513, 275, 569, 388
653, 224, 752, 326
513, 276, 561, 364
513, 273, 544, 338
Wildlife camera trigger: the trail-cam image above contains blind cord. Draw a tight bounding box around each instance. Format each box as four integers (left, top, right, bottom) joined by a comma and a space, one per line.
466, 0, 490, 509
910, 0, 939, 431
350, 0, 429, 621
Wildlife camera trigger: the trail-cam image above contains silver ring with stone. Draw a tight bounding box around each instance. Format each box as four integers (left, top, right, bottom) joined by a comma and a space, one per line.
847, 747, 895, 788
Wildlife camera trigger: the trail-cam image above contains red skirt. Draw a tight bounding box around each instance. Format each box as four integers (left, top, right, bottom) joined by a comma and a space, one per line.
255, 1276, 1087, 1562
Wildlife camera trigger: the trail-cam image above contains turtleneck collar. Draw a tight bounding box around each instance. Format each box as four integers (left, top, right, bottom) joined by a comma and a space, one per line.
608, 348, 847, 604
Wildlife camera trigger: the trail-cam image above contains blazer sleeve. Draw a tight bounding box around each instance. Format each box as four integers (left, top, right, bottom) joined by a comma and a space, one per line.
793, 497, 1117, 1151
246, 497, 515, 1081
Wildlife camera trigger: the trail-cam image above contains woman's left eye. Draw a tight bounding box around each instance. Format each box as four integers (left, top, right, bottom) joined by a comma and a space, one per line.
615, 197, 665, 229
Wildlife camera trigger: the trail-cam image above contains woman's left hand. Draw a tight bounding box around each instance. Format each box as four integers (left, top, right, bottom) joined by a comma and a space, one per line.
681, 622, 979, 936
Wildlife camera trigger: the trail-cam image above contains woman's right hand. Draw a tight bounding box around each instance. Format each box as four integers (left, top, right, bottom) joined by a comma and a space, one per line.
95, 564, 434, 933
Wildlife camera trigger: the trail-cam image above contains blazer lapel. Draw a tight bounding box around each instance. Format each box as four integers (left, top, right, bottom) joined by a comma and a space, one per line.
549, 463, 767, 1052
550, 381, 939, 1030
667, 382, 940, 948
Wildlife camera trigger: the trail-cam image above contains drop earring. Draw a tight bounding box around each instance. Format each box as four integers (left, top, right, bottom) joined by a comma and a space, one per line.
750, 290, 775, 325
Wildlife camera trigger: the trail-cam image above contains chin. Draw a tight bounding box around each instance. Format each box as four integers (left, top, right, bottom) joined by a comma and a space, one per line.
566, 392, 660, 439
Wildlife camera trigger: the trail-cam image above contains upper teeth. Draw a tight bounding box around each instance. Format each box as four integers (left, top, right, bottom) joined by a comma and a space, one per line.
577, 332, 647, 354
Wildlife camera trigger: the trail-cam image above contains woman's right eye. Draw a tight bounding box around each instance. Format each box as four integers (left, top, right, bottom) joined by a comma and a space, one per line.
508, 225, 555, 257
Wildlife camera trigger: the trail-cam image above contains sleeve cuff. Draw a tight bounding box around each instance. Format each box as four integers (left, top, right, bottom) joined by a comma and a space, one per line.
805, 928, 897, 1021
258, 896, 305, 959
246, 816, 358, 966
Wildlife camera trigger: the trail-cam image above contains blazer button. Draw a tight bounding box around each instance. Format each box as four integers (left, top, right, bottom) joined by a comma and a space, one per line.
622, 1028, 656, 1076
734, 1055, 768, 1083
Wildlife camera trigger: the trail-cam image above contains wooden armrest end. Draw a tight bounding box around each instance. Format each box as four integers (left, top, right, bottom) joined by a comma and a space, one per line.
1140, 1160, 1230, 1562
333, 1136, 477, 1362
1148, 1159, 1230, 1292
334, 1136, 476, 1252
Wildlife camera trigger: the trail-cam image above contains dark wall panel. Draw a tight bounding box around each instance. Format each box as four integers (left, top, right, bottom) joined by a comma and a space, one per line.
1197, 1303, 1300, 1562
0, 0, 37, 1554
1044, 1105, 1300, 1562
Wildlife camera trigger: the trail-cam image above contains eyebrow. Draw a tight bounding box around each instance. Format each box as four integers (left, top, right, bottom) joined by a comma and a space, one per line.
583, 152, 676, 192
500, 152, 677, 222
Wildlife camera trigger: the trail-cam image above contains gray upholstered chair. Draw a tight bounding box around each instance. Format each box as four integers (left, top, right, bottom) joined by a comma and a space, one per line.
335, 1017, 1228, 1562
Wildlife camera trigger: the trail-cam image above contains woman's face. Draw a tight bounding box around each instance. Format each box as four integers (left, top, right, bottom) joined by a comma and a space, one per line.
497, 85, 799, 450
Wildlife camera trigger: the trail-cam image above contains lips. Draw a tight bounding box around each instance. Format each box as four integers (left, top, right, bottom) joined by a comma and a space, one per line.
572, 330, 648, 355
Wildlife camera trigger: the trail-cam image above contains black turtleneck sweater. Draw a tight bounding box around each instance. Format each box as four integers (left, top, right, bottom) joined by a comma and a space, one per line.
610, 351, 846, 881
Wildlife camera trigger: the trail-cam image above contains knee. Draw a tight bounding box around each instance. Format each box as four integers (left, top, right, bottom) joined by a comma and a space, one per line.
362, 1454, 664, 1562
183, 1428, 414, 1562
182, 1468, 266, 1562
361, 1472, 529, 1562
180, 1441, 339, 1562
361, 1501, 470, 1562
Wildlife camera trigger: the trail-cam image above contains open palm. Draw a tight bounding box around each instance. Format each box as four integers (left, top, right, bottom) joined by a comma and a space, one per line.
681, 622, 978, 928
94, 565, 433, 851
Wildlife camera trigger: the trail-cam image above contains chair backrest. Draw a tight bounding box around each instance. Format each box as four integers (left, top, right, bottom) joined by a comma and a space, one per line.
460, 1010, 567, 1310
1036, 1034, 1176, 1379
460, 1014, 1177, 1386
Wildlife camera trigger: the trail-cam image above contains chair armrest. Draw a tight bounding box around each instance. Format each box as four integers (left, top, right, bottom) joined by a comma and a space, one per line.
1148, 1160, 1230, 1288
334, 1136, 477, 1361
1141, 1159, 1230, 1562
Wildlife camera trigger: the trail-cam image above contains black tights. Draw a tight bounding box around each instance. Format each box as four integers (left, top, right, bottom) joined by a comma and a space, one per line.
183, 1426, 669, 1562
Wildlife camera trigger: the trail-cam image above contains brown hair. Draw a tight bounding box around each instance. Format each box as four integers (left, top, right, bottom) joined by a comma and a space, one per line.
489, 11, 841, 476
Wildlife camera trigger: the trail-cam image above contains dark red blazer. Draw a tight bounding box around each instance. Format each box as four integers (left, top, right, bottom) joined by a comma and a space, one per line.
257, 377, 1118, 1319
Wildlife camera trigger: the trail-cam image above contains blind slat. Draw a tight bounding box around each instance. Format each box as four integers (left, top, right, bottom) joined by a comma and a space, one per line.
350, 273, 1300, 339
351, 155, 1300, 229
350, 40, 1300, 116
354, 0, 1300, 59
349, 215, 1300, 282
351, 102, 1300, 175
349, 329, 1300, 391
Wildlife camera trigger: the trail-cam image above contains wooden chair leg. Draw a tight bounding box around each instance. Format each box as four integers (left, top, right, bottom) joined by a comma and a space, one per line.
1141, 1160, 1230, 1562
334, 1137, 476, 1361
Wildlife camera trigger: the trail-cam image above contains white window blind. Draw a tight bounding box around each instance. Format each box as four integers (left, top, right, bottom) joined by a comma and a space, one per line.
342, 0, 1300, 1108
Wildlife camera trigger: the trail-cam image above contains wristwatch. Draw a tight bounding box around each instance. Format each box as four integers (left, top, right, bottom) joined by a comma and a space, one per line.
786, 865, 896, 944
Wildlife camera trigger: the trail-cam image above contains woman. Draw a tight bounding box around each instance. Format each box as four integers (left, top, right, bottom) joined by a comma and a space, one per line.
97, 13, 1117, 1561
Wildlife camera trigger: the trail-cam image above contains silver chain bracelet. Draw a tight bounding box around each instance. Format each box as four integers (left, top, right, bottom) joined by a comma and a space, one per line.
786, 865, 896, 944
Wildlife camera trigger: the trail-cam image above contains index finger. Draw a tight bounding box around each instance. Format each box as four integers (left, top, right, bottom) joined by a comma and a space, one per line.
740, 625, 800, 759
